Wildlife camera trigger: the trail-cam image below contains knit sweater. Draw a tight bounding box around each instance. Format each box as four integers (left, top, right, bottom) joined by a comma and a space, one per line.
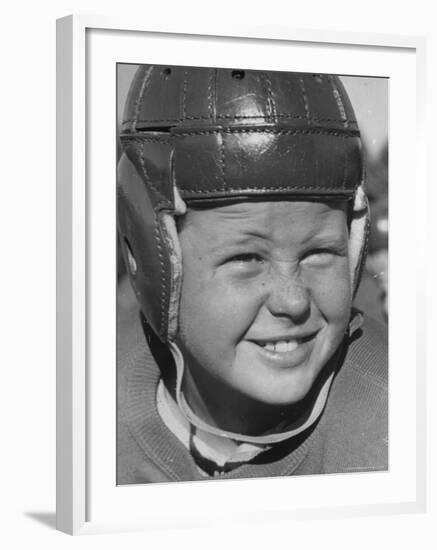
117, 315, 388, 484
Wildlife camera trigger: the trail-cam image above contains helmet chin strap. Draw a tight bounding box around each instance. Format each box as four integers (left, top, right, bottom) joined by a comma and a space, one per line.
167, 340, 336, 444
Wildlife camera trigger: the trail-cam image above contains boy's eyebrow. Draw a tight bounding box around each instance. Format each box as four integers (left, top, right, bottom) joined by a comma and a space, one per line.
207, 230, 271, 252
299, 228, 348, 246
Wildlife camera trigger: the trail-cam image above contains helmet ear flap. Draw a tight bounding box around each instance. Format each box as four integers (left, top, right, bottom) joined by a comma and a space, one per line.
118, 152, 185, 342
117, 153, 172, 341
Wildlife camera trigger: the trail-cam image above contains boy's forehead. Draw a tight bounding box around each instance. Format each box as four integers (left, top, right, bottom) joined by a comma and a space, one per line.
179, 200, 350, 249
183, 200, 348, 229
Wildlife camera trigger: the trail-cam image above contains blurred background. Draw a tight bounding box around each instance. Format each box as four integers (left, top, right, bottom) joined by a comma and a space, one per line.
117, 66, 389, 331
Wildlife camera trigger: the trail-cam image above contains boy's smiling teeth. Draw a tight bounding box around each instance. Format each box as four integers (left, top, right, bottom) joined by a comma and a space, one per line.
261, 340, 299, 352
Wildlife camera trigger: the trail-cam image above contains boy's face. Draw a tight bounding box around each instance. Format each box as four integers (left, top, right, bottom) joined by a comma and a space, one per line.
176, 200, 351, 415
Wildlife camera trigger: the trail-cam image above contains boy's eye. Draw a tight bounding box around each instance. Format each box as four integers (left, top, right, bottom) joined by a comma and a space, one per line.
301, 248, 340, 267
228, 253, 264, 264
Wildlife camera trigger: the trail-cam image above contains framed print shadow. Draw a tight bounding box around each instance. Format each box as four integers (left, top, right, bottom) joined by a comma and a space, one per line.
57, 15, 426, 535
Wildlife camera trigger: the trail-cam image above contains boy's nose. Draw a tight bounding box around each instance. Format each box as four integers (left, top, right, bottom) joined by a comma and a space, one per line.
265, 270, 311, 323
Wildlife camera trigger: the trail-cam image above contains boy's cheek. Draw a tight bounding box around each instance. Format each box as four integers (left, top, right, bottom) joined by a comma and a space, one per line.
308, 264, 352, 311
181, 289, 259, 339
315, 283, 351, 319
183, 270, 262, 312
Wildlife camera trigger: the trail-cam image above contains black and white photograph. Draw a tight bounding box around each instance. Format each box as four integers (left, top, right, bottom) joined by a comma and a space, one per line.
116, 64, 389, 484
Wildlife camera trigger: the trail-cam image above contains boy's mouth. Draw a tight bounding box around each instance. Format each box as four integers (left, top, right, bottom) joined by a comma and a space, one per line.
260, 340, 299, 352
248, 332, 318, 353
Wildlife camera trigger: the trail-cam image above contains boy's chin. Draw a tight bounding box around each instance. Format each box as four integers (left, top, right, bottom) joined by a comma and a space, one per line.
231, 348, 339, 412
241, 378, 319, 409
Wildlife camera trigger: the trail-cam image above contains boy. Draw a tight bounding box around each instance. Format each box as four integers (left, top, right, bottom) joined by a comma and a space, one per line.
117, 66, 388, 483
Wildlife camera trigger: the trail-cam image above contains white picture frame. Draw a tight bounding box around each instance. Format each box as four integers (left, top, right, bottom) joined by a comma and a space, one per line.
56, 14, 427, 535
